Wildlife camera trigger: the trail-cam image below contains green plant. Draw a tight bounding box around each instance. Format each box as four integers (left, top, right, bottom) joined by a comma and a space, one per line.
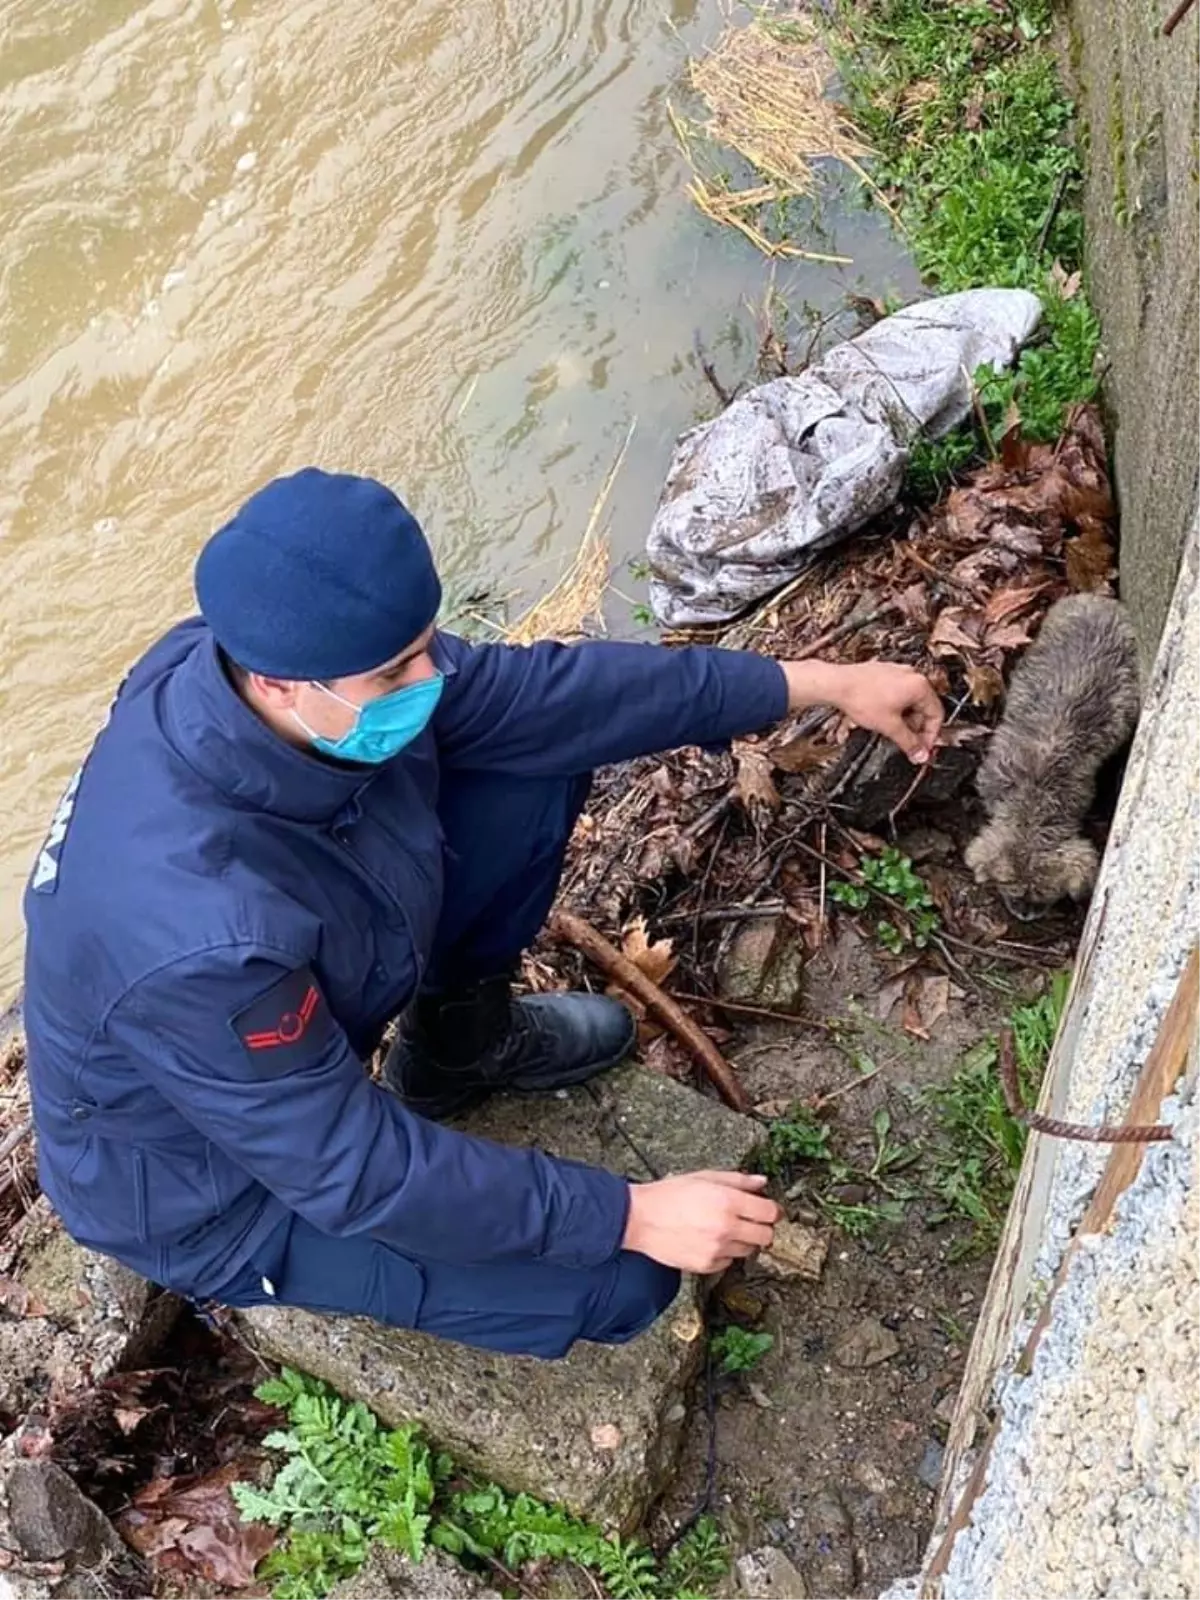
661, 1516, 731, 1598
235, 1371, 730, 1599
922, 972, 1069, 1252
760, 1105, 832, 1177
834, 849, 941, 952
631, 603, 655, 626
710, 1326, 775, 1374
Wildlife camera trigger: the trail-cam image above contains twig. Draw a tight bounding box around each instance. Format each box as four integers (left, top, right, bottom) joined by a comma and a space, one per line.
1163, 0, 1197, 34
967, 363, 998, 460
667, 988, 838, 1030
886, 689, 970, 834
680, 792, 736, 846
0, 1118, 32, 1164
817, 820, 828, 945
694, 812, 730, 964
662, 902, 784, 928
812, 1066, 882, 1108
693, 330, 735, 407
549, 910, 750, 1111
997, 1028, 1173, 1143
792, 604, 894, 661
1034, 168, 1071, 257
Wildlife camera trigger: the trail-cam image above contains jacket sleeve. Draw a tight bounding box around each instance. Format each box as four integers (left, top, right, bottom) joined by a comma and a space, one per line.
432, 632, 788, 776
112, 952, 631, 1270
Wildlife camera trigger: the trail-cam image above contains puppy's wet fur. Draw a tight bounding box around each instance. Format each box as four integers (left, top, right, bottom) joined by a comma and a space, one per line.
965, 594, 1141, 919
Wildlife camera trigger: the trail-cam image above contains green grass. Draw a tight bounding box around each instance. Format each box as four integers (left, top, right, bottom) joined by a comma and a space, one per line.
921, 971, 1070, 1253
232, 1370, 730, 1600
827, 0, 1101, 488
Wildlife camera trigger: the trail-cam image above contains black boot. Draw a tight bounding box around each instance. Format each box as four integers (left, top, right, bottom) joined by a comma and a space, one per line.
383, 974, 636, 1120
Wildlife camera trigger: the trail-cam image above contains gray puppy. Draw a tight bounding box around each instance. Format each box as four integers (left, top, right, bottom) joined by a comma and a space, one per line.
965, 593, 1141, 918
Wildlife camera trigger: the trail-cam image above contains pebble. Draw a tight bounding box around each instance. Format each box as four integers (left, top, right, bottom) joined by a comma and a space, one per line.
833, 1317, 900, 1368
917, 1439, 945, 1490
735, 1546, 808, 1598
235, 150, 258, 172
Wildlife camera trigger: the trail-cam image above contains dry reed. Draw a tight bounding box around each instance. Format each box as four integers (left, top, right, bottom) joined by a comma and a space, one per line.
671, 12, 896, 258
505, 420, 636, 645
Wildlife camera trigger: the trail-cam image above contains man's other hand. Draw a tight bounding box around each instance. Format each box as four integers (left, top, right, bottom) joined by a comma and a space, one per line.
622, 1170, 781, 1273
782, 659, 944, 765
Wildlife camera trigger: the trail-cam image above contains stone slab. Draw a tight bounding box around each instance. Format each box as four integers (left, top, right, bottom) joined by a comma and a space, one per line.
0, 1196, 182, 1422
238, 1065, 762, 1531
329, 1547, 500, 1600
0, 1443, 147, 1600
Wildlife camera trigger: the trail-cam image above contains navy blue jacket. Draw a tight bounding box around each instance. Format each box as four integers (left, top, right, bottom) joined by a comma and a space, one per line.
22, 622, 786, 1297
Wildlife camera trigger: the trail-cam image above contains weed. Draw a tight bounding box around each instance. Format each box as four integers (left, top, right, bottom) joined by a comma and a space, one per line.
832, 848, 940, 953
631, 603, 655, 626
825, 0, 1100, 492
760, 1105, 832, 1177
710, 1326, 775, 1374
922, 972, 1069, 1252
235, 1370, 730, 1600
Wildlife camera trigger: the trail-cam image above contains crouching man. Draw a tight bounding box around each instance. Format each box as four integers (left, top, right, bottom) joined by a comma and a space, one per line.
23, 471, 942, 1359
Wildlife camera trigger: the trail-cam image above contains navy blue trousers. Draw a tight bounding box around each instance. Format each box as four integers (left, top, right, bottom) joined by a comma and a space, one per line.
217, 767, 680, 1358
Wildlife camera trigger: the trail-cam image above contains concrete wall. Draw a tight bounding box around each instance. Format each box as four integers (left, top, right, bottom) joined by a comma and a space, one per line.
1064, 0, 1199, 657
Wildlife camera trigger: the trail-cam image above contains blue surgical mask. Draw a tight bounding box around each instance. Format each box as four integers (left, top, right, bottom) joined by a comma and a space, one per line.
294, 673, 444, 764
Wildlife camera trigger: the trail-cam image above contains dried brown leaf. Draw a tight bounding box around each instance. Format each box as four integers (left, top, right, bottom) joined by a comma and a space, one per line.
984, 619, 1034, 652
966, 663, 1005, 707
117, 1511, 192, 1560
114, 1407, 153, 1436
618, 916, 676, 987
987, 522, 1045, 557
733, 742, 781, 815
915, 974, 950, 1034
900, 986, 927, 1038
1050, 260, 1082, 300
925, 663, 953, 697
876, 974, 907, 1022
120, 1465, 275, 1590
1064, 520, 1117, 592
894, 583, 932, 627
982, 584, 1043, 625
771, 735, 836, 774
928, 606, 982, 658
998, 402, 1025, 470
643, 1033, 690, 1081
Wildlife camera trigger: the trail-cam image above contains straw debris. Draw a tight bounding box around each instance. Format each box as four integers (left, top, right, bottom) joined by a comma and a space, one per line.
671, 12, 884, 259
505, 421, 635, 645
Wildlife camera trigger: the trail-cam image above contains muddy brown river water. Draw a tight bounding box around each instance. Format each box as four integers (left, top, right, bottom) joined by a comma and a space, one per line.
0, 0, 915, 997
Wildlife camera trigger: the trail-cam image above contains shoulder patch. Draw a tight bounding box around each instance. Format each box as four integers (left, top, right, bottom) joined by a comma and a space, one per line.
232, 967, 337, 1058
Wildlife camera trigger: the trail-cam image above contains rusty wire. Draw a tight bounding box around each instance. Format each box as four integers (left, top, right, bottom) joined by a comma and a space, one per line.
998, 1027, 1174, 1143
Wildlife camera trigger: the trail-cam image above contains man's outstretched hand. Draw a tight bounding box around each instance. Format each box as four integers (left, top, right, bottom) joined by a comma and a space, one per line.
781, 659, 944, 765
623, 1171, 781, 1274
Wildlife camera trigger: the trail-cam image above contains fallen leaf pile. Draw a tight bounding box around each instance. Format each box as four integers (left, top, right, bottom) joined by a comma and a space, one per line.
526, 409, 1104, 1068
116, 1462, 276, 1590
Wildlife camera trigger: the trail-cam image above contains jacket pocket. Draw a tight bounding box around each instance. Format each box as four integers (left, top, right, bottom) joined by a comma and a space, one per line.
66, 1134, 223, 1246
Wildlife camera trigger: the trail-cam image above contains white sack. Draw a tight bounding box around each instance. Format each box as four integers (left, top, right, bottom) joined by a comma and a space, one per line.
647, 288, 1043, 627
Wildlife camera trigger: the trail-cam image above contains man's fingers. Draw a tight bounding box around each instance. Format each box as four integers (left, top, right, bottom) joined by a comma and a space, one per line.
700, 1170, 770, 1192
884, 713, 927, 762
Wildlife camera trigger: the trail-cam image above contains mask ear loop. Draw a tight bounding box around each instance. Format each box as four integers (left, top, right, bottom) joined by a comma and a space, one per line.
293, 682, 363, 745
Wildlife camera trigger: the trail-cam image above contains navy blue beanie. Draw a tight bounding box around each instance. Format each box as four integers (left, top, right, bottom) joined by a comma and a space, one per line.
195, 469, 441, 680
